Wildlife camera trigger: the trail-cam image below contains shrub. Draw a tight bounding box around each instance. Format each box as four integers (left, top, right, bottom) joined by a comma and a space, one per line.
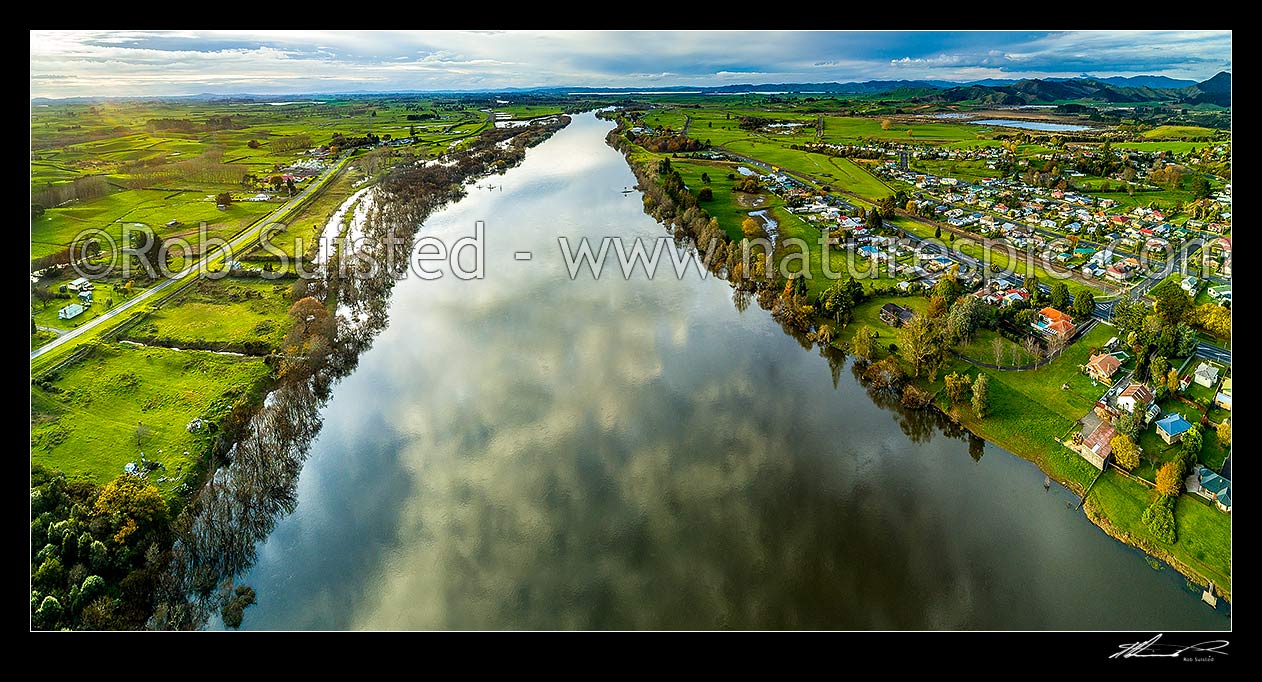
1141, 495, 1177, 544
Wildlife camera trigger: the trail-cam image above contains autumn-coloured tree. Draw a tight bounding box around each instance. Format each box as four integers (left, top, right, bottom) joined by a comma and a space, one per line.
94, 475, 170, 545
1156, 460, 1183, 497
1110, 435, 1141, 471
285, 296, 334, 350
742, 216, 767, 239
1216, 419, 1230, 447
944, 372, 971, 405
927, 294, 948, 319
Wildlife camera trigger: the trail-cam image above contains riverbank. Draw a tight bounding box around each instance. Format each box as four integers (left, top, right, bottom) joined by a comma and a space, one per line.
604, 116, 1230, 606
30, 115, 575, 631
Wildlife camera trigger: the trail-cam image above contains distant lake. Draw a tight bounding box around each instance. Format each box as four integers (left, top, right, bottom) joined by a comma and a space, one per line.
971, 119, 1092, 132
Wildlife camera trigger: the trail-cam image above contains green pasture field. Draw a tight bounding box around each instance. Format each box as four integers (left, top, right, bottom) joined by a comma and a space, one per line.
123, 277, 292, 350
1142, 125, 1219, 139
31, 343, 272, 495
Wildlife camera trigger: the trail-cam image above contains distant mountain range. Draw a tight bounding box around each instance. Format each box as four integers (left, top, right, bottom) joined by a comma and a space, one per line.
914, 72, 1230, 107
30, 73, 1229, 106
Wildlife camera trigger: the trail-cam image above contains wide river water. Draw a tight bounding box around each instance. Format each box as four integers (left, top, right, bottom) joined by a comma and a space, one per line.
229, 112, 1226, 630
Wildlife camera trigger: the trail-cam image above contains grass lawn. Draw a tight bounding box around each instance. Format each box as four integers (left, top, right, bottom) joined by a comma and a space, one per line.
718, 140, 895, 201
906, 158, 1000, 184
823, 157, 895, 201
984, 322, 1117, 422
946, 364, 1099, 493
821, 116, 986, 144
31, 343, 272, 495
1200, 426, 1230, 472
123, 277, 293, 351
672, 159, 770, 241
1086, 471, 1230, 595
957, 328, 1037, 367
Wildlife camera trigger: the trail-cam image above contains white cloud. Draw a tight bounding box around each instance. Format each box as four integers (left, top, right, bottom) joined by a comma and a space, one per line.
28, 30, 1232, 98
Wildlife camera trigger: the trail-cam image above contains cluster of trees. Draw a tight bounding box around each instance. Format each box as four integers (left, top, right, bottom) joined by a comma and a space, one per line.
943, 371, 990, 418
1188, 302, 1231, 339
1145, 161, 1191, 189
819, 278, 866, 328
31, 466, 172, 630
632, 134, 704, 153
790, 143, 887, 161
1111, 284, 1200, 382
1141, 494, 1177, 544
732, 176, 761, 193
736, 115, 775, 131
145, 116, 243, 133
271, 134, 314, 153
125, 149, 248, 188
329, 132, 380, 150
893, 275, 995, 381
32, 175, 110, 210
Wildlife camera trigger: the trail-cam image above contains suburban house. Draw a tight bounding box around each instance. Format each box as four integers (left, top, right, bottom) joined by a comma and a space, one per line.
67, 277, 93, 293
880, 303, 916, 327
1208, 285, 1231, 306
1085, 353, 1122, 383
1033, 306, 1075, 340
1215, 377, 1232, 411
1070, 419, 1115, 470
1155, 412, 1193, 444
1116, 383, 1155, 414
57, 303, 86, 320
1194, 467, 1232, 513
1194, 362, 1221, 388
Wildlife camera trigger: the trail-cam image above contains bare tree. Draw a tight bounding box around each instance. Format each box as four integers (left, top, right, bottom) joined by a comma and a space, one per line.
1047, 332, 1068, 358
1023, 336, 1045, 364
992, 336, 1005, 366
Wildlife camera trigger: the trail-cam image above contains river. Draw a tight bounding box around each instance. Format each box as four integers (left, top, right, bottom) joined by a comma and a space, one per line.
226, 112, 1226, 630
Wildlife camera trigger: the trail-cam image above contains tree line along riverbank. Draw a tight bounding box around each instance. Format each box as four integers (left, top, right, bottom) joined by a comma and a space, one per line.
30, 115, 573, 630
602, 113, 1230, 603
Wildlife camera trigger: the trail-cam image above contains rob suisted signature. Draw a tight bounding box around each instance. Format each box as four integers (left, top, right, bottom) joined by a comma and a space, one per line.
1111, 634, 1229, 660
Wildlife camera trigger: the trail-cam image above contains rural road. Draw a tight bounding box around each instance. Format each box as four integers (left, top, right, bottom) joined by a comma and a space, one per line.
31, 154, 349, 362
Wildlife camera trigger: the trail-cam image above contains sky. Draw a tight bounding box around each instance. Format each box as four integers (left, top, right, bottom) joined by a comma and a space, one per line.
30, 30, 1232, 98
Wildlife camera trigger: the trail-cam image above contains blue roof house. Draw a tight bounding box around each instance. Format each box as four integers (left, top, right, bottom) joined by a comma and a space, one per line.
1155, 413, 1193, 445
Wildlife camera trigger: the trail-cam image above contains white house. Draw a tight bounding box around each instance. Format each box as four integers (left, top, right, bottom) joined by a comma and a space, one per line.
1194, 363, 1220, 388
1116, 383, 1155, 414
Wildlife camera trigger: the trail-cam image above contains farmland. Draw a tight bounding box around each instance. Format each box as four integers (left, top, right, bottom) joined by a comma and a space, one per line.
31, 343, 272, 495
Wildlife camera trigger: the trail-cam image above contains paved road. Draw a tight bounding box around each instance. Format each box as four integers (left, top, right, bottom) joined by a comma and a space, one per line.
1197, 342, 1232, 364
31, 154, 350, 362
